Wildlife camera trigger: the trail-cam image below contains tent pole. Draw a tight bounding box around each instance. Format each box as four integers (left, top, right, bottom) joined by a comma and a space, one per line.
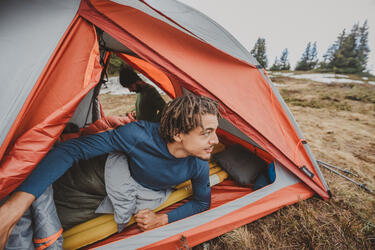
317, 160, 359, 177
318, 162, 372, 194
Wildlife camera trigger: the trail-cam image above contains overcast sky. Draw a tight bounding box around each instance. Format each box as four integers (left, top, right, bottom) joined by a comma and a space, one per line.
179, 0, 375, 74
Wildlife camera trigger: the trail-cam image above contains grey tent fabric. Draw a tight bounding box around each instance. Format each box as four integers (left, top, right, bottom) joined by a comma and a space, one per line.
218, 117, 264, 150
0, 0, 80, 148
69, 88, 98, 128
110, 0, 258, 66
144, 0, 259, 65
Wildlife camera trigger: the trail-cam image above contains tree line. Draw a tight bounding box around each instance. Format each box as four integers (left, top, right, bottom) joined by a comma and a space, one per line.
250, 21, 370, 74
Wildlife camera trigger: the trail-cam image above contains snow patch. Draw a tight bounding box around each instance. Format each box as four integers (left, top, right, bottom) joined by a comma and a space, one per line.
269, 72, 294, 77
271, 83, 285, 87
100, 75, 165, 95
100, 77, 130, 95
269, 72, 365, 84
334, 74, 349, 78
291, 74, 364, 84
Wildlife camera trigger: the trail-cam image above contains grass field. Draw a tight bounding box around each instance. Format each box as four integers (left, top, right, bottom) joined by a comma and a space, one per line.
99, 74, 375, 249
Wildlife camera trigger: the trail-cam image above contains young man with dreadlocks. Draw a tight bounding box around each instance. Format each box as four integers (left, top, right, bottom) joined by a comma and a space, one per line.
0, 94, 221, 248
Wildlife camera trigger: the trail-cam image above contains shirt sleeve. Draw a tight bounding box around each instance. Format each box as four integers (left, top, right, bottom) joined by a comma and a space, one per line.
16, 122, 142, 198
166, 160, 211, 223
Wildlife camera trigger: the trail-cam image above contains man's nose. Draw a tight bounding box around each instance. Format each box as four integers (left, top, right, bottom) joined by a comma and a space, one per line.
210, 132, 219, 145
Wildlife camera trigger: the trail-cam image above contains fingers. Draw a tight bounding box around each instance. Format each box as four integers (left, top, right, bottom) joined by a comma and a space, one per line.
135, 209, 150, 217
134, 211, 168, 231
134, 209, 154, 231
136, 221, 148, 231
137, 208, 151, 214
134, 209, 150, 223
135, 216, 149, 231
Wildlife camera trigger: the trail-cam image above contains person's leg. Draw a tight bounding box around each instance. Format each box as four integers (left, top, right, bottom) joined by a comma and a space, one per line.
32, 185, 63, 250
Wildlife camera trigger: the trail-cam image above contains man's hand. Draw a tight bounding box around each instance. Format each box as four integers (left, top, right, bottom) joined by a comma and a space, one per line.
130, 111, 136, 120
125, 111, 136, 122
134, 209, 168, 231
0, 192, 35, 250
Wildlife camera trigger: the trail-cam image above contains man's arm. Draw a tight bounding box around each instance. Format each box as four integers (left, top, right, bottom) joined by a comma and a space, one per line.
0, 192, 35, 250
166, 164, 211, 223
0, 122, 141, 247
17, 123, 139, 198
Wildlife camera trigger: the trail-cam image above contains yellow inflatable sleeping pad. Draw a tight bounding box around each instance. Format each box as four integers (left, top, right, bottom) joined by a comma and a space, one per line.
62, 164, 228, 249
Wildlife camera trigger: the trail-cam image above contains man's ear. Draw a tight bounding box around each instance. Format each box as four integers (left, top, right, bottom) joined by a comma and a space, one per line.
173, 131, 182, 142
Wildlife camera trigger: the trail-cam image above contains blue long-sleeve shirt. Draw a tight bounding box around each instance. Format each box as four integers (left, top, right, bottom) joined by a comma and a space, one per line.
17, 121, 211, 223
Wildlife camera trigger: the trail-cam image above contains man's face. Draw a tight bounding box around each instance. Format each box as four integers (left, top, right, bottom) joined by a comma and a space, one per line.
178, 114, 219, 161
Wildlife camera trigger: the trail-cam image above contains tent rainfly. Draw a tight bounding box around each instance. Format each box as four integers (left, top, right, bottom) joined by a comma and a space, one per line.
0, 0, 330, 249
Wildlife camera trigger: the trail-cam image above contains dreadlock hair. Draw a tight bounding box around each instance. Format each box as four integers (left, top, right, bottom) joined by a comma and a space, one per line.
159, 94, 221, 143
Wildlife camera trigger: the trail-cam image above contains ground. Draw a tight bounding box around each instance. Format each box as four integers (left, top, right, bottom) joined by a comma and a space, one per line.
98, 73, 375, 249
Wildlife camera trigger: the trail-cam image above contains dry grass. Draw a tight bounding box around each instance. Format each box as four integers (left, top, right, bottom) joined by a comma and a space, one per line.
98, 93, 171, 116
98, 94, 136, 116
99, 75, 375, 249
201, 198, 374, 249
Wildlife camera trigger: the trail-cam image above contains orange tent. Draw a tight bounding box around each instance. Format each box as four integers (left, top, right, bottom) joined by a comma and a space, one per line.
0, 0, 329, 248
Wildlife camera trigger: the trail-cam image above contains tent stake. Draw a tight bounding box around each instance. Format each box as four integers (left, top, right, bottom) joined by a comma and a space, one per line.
318, 162, 372, 194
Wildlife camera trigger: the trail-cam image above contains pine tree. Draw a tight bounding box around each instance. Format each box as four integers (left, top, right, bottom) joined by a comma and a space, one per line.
295, 42, 311, 70
279, 48, 291, 70
250, 38, 268, 68
334, 23, 359, 73
319, 21, 370, 73
357, 20, 370, 72
296, 42, 318, 71
270, 49, 290, 71
309, 42, 318, 69
269, 57, 281, 71
320, 44, 337, 70
320, 29, 346, 71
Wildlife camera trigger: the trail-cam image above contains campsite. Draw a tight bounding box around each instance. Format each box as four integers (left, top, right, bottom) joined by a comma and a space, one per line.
100, 72, 375, 249
0, 0, 373, 249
